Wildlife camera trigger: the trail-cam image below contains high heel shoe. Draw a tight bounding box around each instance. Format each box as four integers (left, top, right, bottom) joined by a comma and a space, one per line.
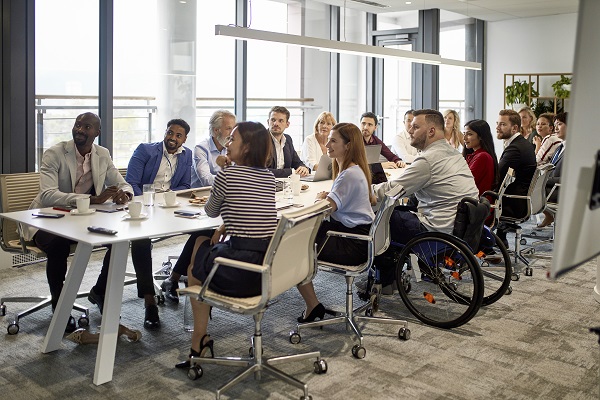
175, 334, 214, 369
118, 324, 142, 342
297, 303, 330, 323
66, 328, 98, 345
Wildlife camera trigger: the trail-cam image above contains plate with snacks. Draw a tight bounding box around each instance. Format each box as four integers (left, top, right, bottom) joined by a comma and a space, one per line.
189, 195, 209, 206
300, 184, 310, 193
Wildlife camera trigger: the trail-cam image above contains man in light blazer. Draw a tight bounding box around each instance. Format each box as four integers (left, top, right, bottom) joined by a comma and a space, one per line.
30, 112, 156, 331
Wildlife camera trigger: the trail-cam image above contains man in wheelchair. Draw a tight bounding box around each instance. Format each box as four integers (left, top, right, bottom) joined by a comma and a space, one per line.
367, 109, 479, 292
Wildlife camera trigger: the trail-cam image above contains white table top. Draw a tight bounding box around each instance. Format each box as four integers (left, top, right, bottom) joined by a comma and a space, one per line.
0, 192, 222, 245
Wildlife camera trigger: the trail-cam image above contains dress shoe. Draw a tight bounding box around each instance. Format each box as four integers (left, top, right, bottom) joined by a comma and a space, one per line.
65, 315, 77, 334
297, 303, 333, 323
144, 304, 160, 329
87, 287, 105, 314
161, 279, 179, 304
175, 334, 214, 369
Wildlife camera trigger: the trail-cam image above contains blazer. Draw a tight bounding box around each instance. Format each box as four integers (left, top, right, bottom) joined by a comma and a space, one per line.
498, 135, 537, 218
546, 143, 564, 202
268, 134, 309, 178
126, 142, 192, 195
25, 140, 133, 240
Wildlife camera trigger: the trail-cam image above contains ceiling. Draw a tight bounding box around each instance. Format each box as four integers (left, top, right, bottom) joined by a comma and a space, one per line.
315, 0, 579, 22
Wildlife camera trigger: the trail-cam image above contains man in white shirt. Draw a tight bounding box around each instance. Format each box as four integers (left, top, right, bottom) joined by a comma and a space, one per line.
191, 110, 236, 187
391, 109, 419, 164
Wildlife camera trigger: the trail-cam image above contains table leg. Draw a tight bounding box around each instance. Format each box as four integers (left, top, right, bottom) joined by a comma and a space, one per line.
93, 240, 129, 385
42, 242, 93, 353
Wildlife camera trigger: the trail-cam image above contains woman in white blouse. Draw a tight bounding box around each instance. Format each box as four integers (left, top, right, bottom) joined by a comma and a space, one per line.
534, 112, 561, 164
301, 111, 337, 170
297, 122, 376, 323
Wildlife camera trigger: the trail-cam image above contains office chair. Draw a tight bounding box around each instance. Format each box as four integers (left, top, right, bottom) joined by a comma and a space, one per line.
178, 200, 330, 400
520, 182, 560, 258
291, 193, 410, 359
496, 164, 554, 277
0, 172, 90, 334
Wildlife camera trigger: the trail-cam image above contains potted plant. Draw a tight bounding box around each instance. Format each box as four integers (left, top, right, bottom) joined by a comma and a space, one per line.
505, 80, 539, 108
552, 75, 572, 99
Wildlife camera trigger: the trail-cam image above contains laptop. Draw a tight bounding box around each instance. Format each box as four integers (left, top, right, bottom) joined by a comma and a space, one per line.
300, 154, 333, 182
365, 144, 383, 164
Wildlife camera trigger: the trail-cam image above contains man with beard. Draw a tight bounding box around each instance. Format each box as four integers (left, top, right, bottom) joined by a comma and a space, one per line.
121, 118, 192, 326
360, 112, 406, 169
191, 110, 236, 187
28, 113, 146, 331
367, 109, 478, 290
267, 106, 310, 177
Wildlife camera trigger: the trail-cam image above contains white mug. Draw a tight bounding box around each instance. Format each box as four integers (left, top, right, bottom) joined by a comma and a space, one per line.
76, 197, 90, 213
128, 201, 143, 218
164, 191, 177, 206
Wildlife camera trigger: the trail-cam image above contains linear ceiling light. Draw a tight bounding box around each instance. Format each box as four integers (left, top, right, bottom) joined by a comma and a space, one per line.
215, 25, 481, 70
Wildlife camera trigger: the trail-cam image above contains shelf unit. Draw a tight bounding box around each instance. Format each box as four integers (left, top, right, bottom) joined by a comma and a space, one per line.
503, 72, 572, 113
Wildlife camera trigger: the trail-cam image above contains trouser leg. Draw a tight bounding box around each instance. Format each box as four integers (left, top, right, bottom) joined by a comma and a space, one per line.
34, 230, 76, 308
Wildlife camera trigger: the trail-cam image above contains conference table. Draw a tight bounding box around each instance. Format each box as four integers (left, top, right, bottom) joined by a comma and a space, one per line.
0, 168, 403, 386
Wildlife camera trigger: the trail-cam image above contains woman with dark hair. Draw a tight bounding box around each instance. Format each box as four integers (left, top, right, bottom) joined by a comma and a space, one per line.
533, 112, 561, 164
296, 122, 376, 322
462, 119, 499, 195
176, 121, 277, 368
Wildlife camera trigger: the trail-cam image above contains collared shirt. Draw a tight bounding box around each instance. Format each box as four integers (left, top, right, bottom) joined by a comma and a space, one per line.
552, 141, 566, 165
74, 144, 93, 194
391, 129, 419, 164
271, 134, 287, 170
504, 132, 521, 148
373, 139, 478, 234
154, 142, 183, 191
192, 136, 227, 187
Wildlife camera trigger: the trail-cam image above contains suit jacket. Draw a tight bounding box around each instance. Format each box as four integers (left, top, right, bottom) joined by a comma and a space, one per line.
126, 142, 192, 195
268, 134, 309, 178
546, 143, 564, 202
498, 135, 537, 218
25, 140, 133, 240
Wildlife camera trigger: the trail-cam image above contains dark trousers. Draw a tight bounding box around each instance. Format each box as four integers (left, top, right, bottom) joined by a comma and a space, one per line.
172, 229, 215, 277
35, 231, 155, 303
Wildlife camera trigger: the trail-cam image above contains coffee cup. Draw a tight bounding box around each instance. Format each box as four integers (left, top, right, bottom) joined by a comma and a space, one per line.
128, 201, 143, 218
164, 191, 177, 206
76, 197, 90, 213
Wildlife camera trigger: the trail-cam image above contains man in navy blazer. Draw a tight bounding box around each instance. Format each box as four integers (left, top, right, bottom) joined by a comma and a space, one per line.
126, 118, 192, 195
495, 109, 536, 245
267, 106, 310, 178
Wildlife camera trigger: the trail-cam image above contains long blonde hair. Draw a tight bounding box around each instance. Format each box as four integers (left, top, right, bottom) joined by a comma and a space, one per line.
443, 109, 462, 149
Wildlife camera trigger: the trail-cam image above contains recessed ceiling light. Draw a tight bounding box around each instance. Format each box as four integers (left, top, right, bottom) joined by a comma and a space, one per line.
406, 1, 412, 4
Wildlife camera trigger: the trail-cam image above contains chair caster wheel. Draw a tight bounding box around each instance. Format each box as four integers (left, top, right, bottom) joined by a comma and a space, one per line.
511, 273, 520, 281
7, 322, 19, 335
351, 344, 366, 359
155, 294, 165, 305
398, 327, 411, 340
300, 395, 313, 400
525, 267, 533, 277
78, 316, 89, 328
248, 346, 264, 358
505, 286, 513, 295
289, 331, 301, 344
520, 238, 527, 245
187, 365, 202, 380
0, 304, 6, 316
365, 308, 373, 317
313, 359, 327, 374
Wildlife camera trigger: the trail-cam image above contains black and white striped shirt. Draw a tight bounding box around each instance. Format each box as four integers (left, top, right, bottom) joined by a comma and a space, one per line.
205, 165, 277, 239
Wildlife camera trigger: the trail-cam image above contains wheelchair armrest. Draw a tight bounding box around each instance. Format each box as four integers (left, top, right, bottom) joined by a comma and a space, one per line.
501, 193, 529, 200
325, 230, 372, 242
482, 190, 499, 201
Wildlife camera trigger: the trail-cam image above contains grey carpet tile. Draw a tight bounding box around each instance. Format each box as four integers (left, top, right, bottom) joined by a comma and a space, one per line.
1, 227, 599, 400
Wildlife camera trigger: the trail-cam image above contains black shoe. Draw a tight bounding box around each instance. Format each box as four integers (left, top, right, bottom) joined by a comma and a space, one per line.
175, 335, 214, 369
144, 304, 160, 329
161, 279, 179, 304
65, 315, 77, 334
297, 303, 333, 323
88, 287, 105, 314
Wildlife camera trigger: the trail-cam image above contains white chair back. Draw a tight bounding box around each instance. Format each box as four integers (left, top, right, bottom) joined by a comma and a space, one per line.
370, 194, 400, 258
266, 200, 330, 298
528, 164, 554, 216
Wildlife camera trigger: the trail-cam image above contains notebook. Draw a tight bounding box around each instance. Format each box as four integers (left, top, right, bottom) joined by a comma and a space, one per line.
300, 154, 333, 182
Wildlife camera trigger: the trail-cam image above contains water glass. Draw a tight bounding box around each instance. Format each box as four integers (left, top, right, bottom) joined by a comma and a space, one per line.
284, 179, 293, 203
143, 184, 155, 206
183, 296, 194, 332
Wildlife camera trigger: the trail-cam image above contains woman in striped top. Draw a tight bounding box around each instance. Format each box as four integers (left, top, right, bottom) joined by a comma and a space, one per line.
296, 123, 376, 323
176, 121, 276, 369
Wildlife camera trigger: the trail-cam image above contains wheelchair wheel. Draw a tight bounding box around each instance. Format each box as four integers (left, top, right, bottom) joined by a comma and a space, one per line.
395, 232, 484, 329
477, 231, 512, 306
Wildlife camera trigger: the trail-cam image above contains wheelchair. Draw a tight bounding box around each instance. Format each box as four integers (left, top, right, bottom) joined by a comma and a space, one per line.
361, 197, 513, 329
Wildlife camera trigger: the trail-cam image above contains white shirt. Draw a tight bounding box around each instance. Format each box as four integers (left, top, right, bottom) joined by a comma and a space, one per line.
504, 132, 521, 148
272, 134, 287, 170
301, 133, 325, 170
154, 143, 181, 191
391, 129, 419, 164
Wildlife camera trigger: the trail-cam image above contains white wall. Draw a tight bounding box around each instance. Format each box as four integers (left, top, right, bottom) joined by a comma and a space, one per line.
485, 13, 578, 155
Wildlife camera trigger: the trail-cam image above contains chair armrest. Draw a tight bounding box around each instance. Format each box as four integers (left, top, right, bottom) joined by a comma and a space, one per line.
325, 230, 372, 241
501, 194, 529, 200
482, 190, 499, 201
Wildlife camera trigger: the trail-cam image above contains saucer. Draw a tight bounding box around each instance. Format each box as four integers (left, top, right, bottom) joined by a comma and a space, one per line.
157, 202, 181, 208
70, 209, 96, 216
122, 213, 149, 221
